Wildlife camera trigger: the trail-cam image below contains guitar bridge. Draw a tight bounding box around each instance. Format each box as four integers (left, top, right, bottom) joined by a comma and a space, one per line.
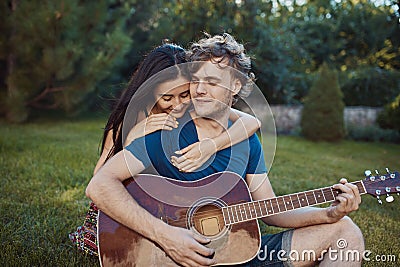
200, 217, 221, 236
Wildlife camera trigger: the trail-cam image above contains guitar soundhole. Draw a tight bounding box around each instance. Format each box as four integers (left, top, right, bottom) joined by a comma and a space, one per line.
188, 198, 230, 238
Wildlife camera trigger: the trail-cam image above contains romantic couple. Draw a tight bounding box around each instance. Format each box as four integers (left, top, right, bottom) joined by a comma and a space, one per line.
70, 33, 364, 267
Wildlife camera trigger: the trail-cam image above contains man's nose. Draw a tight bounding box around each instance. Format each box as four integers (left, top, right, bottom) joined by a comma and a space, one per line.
195, 81, 207, 95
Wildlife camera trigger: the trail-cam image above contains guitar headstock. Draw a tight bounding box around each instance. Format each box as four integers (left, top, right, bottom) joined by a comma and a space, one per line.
363, 169, 400, 204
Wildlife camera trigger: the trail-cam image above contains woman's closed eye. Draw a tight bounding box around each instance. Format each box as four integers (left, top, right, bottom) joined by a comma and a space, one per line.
161, 96, 173, 101
179, 90, 190, 98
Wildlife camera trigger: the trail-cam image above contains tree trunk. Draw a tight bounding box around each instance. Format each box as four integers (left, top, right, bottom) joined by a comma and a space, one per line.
6, 0, 17, 99
6, 0, 27, 122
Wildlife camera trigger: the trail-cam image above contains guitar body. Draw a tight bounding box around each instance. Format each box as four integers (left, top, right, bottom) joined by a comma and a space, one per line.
98, 172, 261, 266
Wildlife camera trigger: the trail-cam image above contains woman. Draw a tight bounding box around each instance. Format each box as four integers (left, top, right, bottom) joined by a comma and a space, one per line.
69, 43, 261, 256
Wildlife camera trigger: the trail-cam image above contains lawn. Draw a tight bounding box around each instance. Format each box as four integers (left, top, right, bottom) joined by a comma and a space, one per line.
0, 118, 399, 266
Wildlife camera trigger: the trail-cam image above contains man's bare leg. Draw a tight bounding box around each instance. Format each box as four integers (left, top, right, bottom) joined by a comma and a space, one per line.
290, 216, 364, 267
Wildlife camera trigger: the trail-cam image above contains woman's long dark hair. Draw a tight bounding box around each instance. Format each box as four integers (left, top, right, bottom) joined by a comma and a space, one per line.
101, 43, 187, 162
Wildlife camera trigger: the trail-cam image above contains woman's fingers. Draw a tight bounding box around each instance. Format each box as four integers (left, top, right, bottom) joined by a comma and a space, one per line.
171, 139, 217, 172
175, 143, 197, 155
171, 154, 188, 165
148, 116, 177, 126
145, 114, 178, 131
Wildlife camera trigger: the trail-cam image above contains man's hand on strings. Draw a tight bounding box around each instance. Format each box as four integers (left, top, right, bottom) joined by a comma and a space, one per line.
327, 178, 361, 222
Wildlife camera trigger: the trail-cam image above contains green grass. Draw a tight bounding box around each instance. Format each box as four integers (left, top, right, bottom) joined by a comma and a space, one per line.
0, 118, 102, 266
0, 119, 399, 266
265, 137, 400, 266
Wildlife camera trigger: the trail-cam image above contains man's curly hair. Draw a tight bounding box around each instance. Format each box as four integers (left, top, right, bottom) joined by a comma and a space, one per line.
187, 32, 255, 100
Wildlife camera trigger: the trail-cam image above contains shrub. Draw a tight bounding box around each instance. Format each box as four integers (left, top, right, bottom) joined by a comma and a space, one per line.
377, 94, 400, 133
346, 124, 400, 143
301, 63, 345, 141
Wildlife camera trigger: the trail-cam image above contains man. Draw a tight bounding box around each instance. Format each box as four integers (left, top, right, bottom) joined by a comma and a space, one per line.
86, 33, 364, 267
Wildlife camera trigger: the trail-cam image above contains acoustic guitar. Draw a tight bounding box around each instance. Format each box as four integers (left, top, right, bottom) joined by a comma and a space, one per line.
97, 170, 399, 266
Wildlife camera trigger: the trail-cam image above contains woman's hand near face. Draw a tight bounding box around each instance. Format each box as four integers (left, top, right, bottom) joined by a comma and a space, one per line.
170, 138, 217, 173
124, 113, 178, 146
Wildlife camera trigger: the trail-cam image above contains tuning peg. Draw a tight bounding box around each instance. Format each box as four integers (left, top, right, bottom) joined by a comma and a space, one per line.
375, 170, 379, 175
364, 170, 372, 177
377, 196, 383, 205
386, 168, 390, 173
386, 194, 394, 203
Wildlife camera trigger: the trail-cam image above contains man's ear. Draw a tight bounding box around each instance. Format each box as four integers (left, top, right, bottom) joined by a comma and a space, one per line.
232, 78, 242, 96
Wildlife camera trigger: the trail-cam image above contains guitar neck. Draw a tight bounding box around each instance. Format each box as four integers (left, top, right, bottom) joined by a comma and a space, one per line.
222, 181, 366, 226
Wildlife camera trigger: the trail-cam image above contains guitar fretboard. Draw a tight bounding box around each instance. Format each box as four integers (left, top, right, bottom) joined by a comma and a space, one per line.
222, 181, 366, 226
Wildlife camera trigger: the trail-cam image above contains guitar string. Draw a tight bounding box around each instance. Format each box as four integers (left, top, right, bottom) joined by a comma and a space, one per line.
164, 188, 346, 225
155, 177, 397, 226
168, 180, 368, 219
158, 177, 393, 221
173, 178, 395, 220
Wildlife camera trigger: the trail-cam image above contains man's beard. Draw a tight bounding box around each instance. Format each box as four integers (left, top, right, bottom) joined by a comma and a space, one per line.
193, 94, 232, 120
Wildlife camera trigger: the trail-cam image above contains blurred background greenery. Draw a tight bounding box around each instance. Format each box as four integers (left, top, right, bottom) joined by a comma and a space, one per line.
1, 0, 399, 123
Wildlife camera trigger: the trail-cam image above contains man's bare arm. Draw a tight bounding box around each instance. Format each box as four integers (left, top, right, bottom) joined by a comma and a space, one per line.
87, 150, 167, 240
93, 129, 114, 175
86, 150, 216, 267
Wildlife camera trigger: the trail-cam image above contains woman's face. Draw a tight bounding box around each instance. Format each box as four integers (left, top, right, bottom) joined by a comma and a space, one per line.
152, 76, 191, 118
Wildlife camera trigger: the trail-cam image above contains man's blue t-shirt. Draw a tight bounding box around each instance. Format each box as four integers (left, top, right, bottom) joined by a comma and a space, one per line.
125, 111, 267, 181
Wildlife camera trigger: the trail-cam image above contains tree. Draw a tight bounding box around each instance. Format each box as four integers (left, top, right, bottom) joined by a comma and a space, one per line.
301, 63, 345, 141
378, 94, 400, 133
0, 0, 132, 122
340, 67, 400, 107
285, 0, 400, 106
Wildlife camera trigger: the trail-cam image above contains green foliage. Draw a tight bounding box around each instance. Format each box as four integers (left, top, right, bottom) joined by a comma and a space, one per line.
146, 0, 270, 46
334, 1, 399, 69
251, 20, 308, 104
346, 124, 400, 143
340, 67, 400, 107
1, 0, 132, 122
289, 0, 400, 70
377, 94, 400, 132
301, 63, 345, 141
113, 0, 165, 82
283, 0, 400, 104
1, 0, 400, 121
